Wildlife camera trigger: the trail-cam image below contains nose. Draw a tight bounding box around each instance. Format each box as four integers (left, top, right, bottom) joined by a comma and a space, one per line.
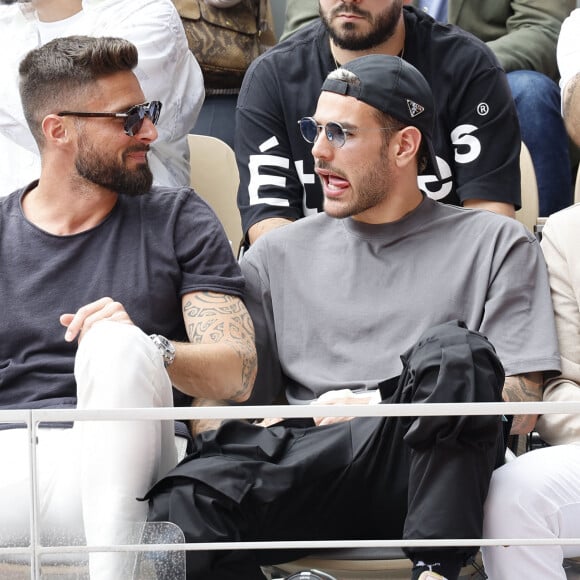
311, 128, 334, 162
135, 116, 158, 143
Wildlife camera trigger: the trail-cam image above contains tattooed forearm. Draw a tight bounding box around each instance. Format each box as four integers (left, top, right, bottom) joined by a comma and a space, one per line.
183, 292, 244, 343
503, 372, 543, 435
502, 373, 543, 403
183, 292, 257, 397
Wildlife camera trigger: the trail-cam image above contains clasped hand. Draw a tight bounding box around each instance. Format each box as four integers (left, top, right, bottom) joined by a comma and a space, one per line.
60, 297, 134, 343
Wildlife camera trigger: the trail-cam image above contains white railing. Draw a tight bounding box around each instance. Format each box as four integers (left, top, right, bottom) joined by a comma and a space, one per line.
2, 401, 580, 578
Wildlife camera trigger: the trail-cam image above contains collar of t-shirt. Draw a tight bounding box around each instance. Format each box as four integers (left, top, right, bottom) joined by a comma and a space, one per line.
37, 10, 85, 45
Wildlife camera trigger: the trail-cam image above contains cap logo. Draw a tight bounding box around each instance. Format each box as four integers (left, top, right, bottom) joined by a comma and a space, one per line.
406, 99, 425, 118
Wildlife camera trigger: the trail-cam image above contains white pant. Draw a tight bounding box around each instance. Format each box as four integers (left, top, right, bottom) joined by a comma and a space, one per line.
482, 444, 580, 579
0, 321, 180, 578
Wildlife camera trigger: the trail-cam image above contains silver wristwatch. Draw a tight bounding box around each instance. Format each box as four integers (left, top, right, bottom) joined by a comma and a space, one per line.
149, 334, 176, 367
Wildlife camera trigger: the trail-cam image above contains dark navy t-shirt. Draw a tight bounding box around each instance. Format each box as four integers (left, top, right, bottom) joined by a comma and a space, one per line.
0, 183, 244, 420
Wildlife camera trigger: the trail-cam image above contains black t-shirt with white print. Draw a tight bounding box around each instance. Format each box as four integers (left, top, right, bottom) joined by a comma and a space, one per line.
236, 6, 521, 236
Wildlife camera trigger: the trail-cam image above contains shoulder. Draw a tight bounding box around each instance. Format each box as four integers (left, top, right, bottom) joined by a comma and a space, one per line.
238, 20, 329, 110
542, 203, 580, 241
243, 20, 327, 80
121, 186, 217, 222
83, 0, 182, 29
244, 213, 334, 261
404, 6, 501, 69
429, 199, 534, 244
0, 187, 25, 214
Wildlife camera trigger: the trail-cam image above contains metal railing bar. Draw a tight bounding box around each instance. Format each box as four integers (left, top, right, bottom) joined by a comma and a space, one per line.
2, 403, 579, 569
1, 401, 578, 424
4, 537, 580, 556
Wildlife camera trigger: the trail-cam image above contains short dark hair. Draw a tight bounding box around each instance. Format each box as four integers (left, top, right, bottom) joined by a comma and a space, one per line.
19, 35, 139, 148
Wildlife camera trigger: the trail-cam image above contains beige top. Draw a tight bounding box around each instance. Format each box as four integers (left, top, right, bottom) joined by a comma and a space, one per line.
538, 203, 580, 445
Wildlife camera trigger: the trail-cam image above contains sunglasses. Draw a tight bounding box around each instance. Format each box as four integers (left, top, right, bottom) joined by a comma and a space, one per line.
57, 101, 162, 137
298, 116, 396, 149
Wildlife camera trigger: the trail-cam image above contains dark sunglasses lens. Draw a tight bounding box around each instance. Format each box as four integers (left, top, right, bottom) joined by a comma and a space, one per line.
299, 117, 318, 143
148, 101, 162, 125
326, 122, 345, 147
125, 106, 145, 137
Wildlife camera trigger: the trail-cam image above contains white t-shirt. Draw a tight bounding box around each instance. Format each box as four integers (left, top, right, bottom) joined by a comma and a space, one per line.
557, 8, 580, 95
37, 11, 84, 44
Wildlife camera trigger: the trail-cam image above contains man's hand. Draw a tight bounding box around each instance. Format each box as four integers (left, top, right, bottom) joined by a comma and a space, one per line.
60, 297, 134, 343
312, 389, 380, 426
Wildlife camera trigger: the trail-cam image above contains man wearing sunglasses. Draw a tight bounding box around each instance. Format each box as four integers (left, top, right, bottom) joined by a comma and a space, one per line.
0, 35, 256, 579
236, 0, 521, 246
147, 55, 559, 580
0, 0, 204, 197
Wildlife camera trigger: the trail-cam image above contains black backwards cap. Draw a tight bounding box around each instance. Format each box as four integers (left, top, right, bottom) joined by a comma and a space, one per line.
321, 54, 440, 178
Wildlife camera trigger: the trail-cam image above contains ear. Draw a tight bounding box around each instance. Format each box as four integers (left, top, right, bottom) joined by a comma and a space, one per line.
41, 114, 71, 145
393, 126, 422, 171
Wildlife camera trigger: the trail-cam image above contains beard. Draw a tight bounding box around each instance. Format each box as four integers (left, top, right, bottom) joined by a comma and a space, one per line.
318, 156, 392, 219
74, 140, 153, 197
321, 0, 403, 52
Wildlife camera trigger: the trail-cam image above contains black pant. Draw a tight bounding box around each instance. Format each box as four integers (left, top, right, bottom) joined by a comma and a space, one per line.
146, 321, 506, 579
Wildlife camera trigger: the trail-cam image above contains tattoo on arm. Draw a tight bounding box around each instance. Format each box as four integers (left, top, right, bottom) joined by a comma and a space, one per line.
503, 372, 543, 435
183, 292, 257, 399
502, 373, 543, 403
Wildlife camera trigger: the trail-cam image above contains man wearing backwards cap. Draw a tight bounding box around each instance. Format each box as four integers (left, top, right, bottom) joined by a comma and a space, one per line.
146, 55, 559, 580
237, 0, 522, 247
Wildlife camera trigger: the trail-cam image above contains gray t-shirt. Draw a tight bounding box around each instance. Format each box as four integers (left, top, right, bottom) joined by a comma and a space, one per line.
241, 197, 560, 404
0, 184, 244, 412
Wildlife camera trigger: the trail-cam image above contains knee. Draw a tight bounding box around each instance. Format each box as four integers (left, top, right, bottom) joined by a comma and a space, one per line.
77, 321, 156, 367
406, 321, 504, 403
507, 70, 560, 109
484, 457, 551, 537
74, 320, 166, 397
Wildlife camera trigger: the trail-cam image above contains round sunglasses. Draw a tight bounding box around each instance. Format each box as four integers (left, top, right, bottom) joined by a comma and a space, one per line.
57, 101, 162, 137
298, 116, 396, 149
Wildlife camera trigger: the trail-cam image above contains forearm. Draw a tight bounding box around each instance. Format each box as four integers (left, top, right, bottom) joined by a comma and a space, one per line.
502, 372, 543, 435
462, 199, 516, 218
248, 217, 294, 244
169, 341, 254, 402
172, 291, 257, 402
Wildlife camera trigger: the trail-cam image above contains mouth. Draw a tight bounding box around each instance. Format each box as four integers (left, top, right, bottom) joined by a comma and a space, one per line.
316, 167, 351, 198
125, 148, 149, 164
336, 12, 363, 21
331, 5, 368, 22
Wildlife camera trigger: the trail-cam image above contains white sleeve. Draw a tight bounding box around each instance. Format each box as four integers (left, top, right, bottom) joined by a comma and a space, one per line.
557, 8, 580, 95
